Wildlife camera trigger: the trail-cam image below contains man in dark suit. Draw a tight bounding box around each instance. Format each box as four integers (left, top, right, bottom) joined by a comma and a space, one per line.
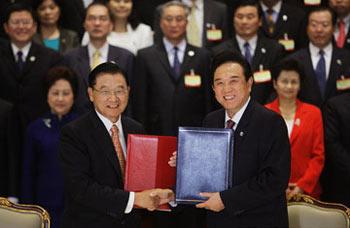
134, 1, 213, 136
153, 0, 229, 49
64, 2, 134, 113
0, 3, 62, 199
322, 92, 350, 207
329, 0, 350, 49
259, 0, 307, 50
196, 50, 290, 227
286, 7, 350, 107
59, 62, 174, 228
213, 0, 285, 104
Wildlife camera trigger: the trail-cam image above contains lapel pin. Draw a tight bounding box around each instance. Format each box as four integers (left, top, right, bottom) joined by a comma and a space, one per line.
43, 118, 51, 128
188, 50, 195, 56
261, 48, 266, 54
337, 59, 342, 65
110, 60, 116, 64
206, 23, 211, 28
282, 15, 288, 21
29, 56, 36, 62
295, 118, 300, 126
239, 131, 244, 137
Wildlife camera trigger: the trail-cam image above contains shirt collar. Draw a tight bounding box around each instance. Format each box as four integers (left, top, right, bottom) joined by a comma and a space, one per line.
163, 37, 187, 53
236, 34, 258, 51
225, 97, 250, 130
11, 42, 31, 60
338, 14, 350, 25
88, 41, 109, 60
182, 0, 203, 10
260, 1, 282, 13
95, 110, 122, 134
309, 42, 333, 58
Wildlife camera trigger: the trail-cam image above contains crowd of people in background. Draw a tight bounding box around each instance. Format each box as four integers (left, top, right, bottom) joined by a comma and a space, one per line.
0, 0, 350, 227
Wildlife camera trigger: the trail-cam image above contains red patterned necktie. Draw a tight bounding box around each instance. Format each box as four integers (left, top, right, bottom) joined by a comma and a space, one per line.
110, 124, 126, 179
337, 20, 346, 48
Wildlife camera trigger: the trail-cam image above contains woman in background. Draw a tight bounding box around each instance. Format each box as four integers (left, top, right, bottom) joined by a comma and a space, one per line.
21, 67, 79, 228
82, 0, 153, 55
33, 0, 80, 53
265, 59, 325, 199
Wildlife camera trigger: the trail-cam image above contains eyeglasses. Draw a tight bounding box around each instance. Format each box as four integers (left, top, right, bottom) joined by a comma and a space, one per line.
86, 15, 110, 22
8, 19, 34, 26
93, 88, 127, 97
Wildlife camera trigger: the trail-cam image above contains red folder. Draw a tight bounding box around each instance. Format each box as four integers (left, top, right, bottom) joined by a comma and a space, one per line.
124, 134, 177, 211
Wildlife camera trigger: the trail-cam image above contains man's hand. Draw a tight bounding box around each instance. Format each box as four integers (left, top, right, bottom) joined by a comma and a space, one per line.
196, 192, 225, 212
168, 151, 177, 167
134, 189, 174, 211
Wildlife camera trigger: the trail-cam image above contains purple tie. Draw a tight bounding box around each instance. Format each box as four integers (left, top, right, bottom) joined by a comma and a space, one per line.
226, 119, 235, 129
173, 46, 181, 79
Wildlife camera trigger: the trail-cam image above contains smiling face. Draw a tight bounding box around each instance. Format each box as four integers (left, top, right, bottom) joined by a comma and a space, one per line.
307, 10, 334, 48
37, 0, 60, 26
109, 0, 132, 20
88, 73, 129, 122
274, 70, 300, 101
47, 79, 74, 118
213, 62, 253, 118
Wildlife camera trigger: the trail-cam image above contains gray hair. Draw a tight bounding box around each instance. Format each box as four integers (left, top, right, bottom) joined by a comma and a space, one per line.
158, 1, 190, 18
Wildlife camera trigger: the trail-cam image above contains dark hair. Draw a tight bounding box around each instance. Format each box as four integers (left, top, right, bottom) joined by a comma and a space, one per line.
85, 1, 115, 22
234, 0, 262, 19
44, 66, 79, 99
32, 0, 62, 28
307, 6, 337, 26
211, 50, 253, 82
4, 3, 38, 24
272, 59, 305, 86
88, 62, 129, 87
107, 0, 141, 30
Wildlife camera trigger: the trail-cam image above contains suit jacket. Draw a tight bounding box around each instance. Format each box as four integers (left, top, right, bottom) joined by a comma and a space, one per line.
260, 2, 307, 50
202, 100, 290, 227
153, 0, 229, 48
266, 99, 324, 198
286, 45, 350, 107
59, 112, 145, 228
64, 45, 134, 114
133, 42, 213, 136
212, 35, 285, 104
33, 28, 80, 54
322, 93, 350, 207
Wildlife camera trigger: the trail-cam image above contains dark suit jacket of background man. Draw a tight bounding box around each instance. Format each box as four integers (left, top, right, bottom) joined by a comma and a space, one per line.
212, 35, 285, 104
133, 42, 213, 136
0, 99, 19, 197
260, 2, 307, 50
64, 45, 134, 114
0, 41, 62, 197
59, 111, 145, 228
322, 93, 350, 207
202, 99, 290, 227
153, 0, 229, 49
286, 46, 350, 107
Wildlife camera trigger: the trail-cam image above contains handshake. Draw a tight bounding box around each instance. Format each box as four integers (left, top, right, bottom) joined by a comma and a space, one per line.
134, 188, 174, 211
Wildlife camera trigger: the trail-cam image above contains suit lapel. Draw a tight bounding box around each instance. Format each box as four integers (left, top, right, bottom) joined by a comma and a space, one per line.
21, 43, 38, 77
235, 99, 254, 147
3, 44, 18, 80
289, 100, 302, 144
252, 36, 266, 71
180, 44, 195, 78
155, 43, 178, 83
325, 48, 342, 99
77, 46, 91, 86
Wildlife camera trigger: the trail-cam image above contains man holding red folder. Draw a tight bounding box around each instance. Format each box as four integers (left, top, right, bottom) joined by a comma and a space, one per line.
59, 62, 174, 228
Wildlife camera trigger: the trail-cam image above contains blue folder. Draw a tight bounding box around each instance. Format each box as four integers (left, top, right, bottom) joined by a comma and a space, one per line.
175, 127, 234, 204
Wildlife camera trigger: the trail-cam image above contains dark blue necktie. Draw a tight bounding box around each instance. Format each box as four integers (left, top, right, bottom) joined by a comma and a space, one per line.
315, 50, 326, 97
244, 42, 252, 65
17, 51, 24, 72
172, 46, 181, 79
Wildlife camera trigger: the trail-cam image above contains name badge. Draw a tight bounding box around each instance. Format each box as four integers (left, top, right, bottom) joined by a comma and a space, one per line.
206, 24, 222, 41
253, 70, 272, 83
304, 0, 321, 5
185, 69, 201, 87
336, 77, 350, 91
279, 34, 295, 51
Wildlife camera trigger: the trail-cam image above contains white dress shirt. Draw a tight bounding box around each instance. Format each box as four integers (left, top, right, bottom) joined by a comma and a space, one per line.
236, 35, 258, 58
163, 37, 186, 67
11, 42, 31, 62
225, 97, 251, 130
260, 1, 282, 23
309, 42, 332, 80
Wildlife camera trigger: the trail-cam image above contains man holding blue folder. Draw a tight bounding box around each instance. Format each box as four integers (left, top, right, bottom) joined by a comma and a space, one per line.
198, 50, 291, 227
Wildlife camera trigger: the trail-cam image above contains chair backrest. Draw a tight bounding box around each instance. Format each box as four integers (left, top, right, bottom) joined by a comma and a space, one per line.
0, 197, 50, 228
288, 194, 350, 228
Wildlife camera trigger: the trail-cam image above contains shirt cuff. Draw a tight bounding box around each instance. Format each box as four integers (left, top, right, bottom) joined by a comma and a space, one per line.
124, 192, 135, 214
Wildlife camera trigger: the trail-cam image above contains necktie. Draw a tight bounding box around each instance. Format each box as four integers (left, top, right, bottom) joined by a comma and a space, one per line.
187, 1, 201, 47
244, 42, 252, 65
17, 51, 24, 72
336, 20, 346, 48
266, 8, 275, 35
91, 49, 101, 70
173, 46, 181, 79
110, 124, 126, 180
225, 119, 235, 129
315, 50, 326, 97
